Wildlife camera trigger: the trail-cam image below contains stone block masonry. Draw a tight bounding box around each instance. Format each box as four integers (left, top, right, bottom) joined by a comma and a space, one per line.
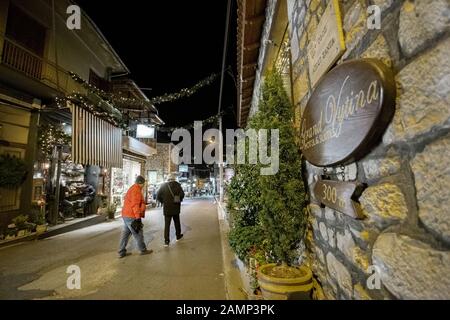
282, 0, 450, 299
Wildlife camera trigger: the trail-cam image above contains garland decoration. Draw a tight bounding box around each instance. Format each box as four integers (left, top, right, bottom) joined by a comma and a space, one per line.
38, 123, 71, 160
157, 110, 226, 132
0, 154, 28, 188
68, 72, 153, 112
58, 71, 220, 130
69, 71, 218, 108
56, 94, 127, 129
149, 73, 219, 105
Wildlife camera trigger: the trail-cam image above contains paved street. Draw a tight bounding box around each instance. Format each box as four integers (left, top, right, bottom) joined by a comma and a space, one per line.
0, 198, 227, 300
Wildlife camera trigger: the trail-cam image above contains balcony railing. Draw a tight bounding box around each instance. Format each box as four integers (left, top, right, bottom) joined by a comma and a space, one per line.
2, 38, 43, 79
0, 35, 82, 95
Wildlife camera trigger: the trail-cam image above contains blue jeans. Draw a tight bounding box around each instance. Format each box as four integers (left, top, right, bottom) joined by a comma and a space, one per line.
118, 217, 147, 255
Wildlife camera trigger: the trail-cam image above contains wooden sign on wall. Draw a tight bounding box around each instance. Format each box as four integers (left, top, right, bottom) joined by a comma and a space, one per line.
307, 0, 346, 88
300, 59, 396, 167
314, 180, 365, 219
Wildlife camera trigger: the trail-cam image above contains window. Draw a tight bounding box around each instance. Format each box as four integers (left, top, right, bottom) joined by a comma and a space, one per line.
6, 4, 46, 56
89, 69, 111, 92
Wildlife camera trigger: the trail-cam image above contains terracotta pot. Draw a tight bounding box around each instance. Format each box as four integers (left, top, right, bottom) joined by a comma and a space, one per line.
258, 263, 313, 300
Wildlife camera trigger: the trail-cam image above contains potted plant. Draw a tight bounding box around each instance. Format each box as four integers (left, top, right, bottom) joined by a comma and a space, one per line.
5, 227, 17, 241
228, 70, 312, 300
256, 71, 311, 299
106, 202, 117, 220
12, 215, 29, 237
34, 199, 48, 234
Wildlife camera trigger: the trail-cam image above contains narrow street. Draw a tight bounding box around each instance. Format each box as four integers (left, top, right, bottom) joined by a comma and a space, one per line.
0, 198, 227, 300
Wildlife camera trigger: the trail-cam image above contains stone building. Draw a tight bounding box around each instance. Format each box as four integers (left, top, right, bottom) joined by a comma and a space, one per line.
237, 0, 450, 299
146, 143, 178, 184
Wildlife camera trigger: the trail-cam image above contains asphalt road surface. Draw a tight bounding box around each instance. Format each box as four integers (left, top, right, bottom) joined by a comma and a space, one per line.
0, 197, 227, 300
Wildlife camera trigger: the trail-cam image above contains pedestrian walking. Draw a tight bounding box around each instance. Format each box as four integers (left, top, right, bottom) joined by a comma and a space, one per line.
157, 173, 185, 247
118, 176, 152, 258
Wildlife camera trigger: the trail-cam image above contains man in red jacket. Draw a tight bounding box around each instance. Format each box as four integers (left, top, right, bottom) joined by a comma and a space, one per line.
118, 176, 152, 258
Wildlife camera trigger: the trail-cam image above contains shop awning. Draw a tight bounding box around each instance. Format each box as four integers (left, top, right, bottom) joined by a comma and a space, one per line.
71, 102, 123, 168
123, 135, 156, 157
237, 0, 267, 128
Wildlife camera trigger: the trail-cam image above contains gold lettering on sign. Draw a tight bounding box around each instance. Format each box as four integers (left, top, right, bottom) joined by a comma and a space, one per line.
300, 77, 380, 150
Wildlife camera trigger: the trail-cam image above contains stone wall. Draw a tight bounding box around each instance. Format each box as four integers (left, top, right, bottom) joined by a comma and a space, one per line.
145, 143, 177, 183
259, 0, 450, 300
292, 0, 450, 300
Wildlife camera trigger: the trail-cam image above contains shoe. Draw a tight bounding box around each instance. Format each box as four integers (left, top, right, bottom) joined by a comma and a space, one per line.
176, 234, 184, 241
164, 241, 170, 247
118, 252, 131, 259
140, 249, 153, 256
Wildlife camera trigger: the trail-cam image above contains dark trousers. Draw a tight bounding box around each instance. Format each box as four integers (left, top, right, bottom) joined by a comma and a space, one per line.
164, 214, 181, 242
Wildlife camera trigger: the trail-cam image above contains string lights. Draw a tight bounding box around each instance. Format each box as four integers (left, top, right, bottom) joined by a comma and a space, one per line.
69, 71, 218, 108
157, 110, 227, 132
56, 95, 127, 129
38, 123, 71, 160
54, 72, 223, 131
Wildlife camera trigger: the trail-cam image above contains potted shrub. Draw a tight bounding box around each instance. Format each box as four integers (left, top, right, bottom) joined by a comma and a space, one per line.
34, 199, 48, 234
106, 202, 117, 220
12, 215, 28, 237
5, 227, 17, 241
228, 70, 311, 300
255, 71, 311, 299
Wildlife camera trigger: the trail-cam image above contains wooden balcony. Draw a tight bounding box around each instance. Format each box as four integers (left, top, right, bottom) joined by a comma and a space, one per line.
0, 36, 84, 99
2, 38, 43, 80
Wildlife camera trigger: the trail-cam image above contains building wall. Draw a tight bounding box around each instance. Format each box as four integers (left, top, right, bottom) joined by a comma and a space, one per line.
253, 0, 450, 299
0, 0, 128, 230
145, 143, 177, 184
0, 0, 9, 55
0, 103, 38, 229
1, 0, 126, 92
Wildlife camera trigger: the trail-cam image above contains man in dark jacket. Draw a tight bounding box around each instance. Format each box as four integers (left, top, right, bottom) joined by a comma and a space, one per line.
157, 173, 185, 246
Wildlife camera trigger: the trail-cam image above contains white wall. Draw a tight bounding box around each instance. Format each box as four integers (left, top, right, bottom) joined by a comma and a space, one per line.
6, 0, 126, 83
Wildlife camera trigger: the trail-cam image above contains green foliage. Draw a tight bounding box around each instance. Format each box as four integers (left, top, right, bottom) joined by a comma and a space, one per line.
228, 225, 264, 262
0, 154, 28, 188
106, 202, 117, 219
12, 215, 29, 230
228, 70, 308, 266
227, 145, 265, 264
32, 202, 46, 225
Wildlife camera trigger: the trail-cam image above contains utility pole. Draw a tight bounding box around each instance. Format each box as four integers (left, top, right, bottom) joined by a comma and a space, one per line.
218, 0, 232, 203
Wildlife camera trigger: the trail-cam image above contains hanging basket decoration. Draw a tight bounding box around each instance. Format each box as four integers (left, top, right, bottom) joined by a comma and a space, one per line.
0, 154, 28, 188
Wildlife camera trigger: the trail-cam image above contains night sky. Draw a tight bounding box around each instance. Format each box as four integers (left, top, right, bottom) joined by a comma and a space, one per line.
76, 0, 238, 137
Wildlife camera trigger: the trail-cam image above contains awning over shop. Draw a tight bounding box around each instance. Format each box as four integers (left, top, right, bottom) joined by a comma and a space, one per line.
123, 135, 156, 157
237, 0, 267, 128
71, 102, 123, 168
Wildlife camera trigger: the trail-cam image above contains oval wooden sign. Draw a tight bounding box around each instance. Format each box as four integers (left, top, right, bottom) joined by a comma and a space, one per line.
300, 59, 396, 167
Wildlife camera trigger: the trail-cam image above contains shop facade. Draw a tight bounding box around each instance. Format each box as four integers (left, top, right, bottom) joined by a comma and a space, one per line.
111, 136, 155, 208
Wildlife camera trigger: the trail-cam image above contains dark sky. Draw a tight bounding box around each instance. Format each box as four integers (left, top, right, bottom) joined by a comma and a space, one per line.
76, 0, 238, 134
